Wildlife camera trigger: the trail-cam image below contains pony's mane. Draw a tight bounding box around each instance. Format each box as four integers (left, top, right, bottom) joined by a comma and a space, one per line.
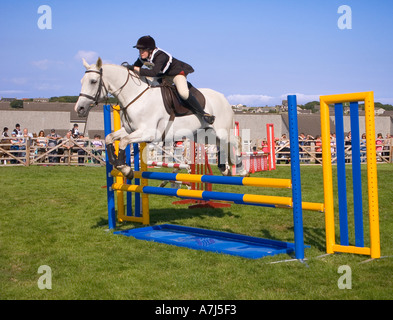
102, 63, 154, 85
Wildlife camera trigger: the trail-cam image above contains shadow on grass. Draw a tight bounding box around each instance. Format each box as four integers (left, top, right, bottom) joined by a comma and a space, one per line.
92, 206, 239, 229
257, 226, 326, 251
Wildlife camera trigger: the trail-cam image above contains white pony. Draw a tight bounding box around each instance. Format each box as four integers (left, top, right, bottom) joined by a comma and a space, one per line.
74, 57, 247, 179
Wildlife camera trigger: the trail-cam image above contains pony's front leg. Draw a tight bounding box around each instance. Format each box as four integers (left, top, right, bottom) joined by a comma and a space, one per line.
115, 129, 154, 180
105, 127, 129, 166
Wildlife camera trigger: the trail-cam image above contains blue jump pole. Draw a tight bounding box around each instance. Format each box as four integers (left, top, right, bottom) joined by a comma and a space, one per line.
287, 95, 305, 260
103, 105, 116, 230
334, 103, 349, 246
133, 143, 142, 217
125, 145, 132, 217
349, 102, 364, 247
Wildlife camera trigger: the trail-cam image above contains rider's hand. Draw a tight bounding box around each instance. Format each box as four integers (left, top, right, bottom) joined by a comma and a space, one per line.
121, 62, 134, 70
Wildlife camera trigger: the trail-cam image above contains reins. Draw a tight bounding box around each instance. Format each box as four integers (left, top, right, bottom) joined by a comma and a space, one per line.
121, 85, 151, 109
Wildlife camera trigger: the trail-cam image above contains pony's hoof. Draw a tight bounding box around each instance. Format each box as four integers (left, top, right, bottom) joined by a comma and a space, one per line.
117, 165, 134, 180
238, 169, 250, 177
125, 170, 134, 180
203, 114, 215, 125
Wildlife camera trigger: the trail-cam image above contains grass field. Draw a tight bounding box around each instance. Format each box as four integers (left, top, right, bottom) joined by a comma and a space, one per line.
1, 164, 392, 300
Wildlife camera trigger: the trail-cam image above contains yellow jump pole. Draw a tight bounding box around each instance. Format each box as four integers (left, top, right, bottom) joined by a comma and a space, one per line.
319, 96, 335, 255
112, 105, 126, 221
364, 92, 380, 259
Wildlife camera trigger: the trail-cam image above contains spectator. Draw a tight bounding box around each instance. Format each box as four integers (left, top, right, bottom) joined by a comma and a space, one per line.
18, 128, 34, 162
330, 133, 336, 163
36, 130, 48, 163
299, 133, 306, 163
383, 134, 391, 159
76, 134, 88, 164
360, 133, 367, 163
10, 133, 20, 164
22, 128, 33, 140
277, 134, 290, 164
47, 129, 61, 163
62, 131, 74, 163
261, 140, 269, 153
181, 136, 192, 163
299, 133, 312, 164
71, 124, 80, 138
314, 135, 322, 164
91, 134, 103, 164
376, 133, 383, 162
2, 127, 9, 138
12, 123, 22, 136
344, 131, 352, 163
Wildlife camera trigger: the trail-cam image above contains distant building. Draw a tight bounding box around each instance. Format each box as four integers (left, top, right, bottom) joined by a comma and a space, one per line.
232, 105, 277, 113
33, 98, 49, 103
0, 97, 16, 102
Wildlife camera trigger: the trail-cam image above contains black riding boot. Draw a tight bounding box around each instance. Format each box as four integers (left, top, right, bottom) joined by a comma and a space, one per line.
184, 94, 215, 125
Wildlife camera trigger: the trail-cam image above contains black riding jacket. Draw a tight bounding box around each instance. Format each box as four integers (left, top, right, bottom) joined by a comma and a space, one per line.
133, 48, 194, 78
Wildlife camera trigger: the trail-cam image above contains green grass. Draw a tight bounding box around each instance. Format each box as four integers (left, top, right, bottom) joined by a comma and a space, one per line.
0, 164, 392, 300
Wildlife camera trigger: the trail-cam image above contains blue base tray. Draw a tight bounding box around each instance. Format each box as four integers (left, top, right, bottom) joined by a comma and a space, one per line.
114, 224, 306, 259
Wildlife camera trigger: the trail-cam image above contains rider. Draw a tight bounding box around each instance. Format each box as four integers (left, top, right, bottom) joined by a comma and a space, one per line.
121, 35, 215, 125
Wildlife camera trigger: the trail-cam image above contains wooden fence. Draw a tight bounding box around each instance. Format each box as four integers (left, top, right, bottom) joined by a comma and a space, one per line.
0, 137, 105, 166
0, 137, 391, 167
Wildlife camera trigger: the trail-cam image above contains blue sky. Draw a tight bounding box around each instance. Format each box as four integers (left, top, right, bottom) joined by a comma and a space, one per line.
0, 0, 392, 106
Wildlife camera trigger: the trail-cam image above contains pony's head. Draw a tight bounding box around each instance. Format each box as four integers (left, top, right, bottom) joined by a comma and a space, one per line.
74, 57, 107, 117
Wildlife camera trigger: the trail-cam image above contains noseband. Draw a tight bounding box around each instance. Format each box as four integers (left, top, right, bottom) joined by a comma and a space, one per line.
79, 68, 107, 106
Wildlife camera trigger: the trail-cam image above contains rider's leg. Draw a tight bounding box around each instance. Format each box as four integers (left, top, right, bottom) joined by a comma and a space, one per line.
173, 74, 215, 124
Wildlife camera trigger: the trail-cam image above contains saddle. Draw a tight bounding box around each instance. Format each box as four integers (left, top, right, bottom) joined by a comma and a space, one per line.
160, 81, 206, 119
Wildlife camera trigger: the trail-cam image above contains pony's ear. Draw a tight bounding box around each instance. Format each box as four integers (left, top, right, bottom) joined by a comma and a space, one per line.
82, 58, 90, 69
96, 57, 103, 69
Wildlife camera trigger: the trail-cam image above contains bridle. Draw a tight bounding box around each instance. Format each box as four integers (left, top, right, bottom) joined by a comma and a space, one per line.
78, 67, 151, 109
78, 68, 108, 106
78, 66, 153, 135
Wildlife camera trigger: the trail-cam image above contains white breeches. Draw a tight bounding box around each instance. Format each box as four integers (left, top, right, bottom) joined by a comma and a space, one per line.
170, 74, 190, 100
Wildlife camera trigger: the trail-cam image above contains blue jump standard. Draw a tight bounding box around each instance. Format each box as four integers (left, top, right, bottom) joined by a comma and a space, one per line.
114, 224, 309, 259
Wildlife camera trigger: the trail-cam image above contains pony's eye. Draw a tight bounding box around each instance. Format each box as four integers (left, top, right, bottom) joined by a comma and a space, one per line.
91, 79, 98, 84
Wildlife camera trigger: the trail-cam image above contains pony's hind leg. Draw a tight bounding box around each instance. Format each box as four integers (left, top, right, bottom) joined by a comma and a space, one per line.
216, 132, 249, 177
230, 134, 249, 177
215, 132, 232, 176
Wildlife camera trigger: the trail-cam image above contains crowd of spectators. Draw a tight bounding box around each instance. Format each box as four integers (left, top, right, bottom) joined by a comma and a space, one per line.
1, 123, 105, 165
1, 122, 392, 166
274, 131, 392, 164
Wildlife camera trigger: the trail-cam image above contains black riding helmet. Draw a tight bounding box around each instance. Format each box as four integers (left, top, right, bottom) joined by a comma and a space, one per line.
133, 35, 156, 50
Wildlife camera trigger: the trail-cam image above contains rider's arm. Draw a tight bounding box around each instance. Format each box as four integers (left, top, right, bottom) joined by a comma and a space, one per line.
136, 51, 169, 77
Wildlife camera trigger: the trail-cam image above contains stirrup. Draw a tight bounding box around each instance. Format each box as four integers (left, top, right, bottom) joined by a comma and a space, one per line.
203, 113, 215, 124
